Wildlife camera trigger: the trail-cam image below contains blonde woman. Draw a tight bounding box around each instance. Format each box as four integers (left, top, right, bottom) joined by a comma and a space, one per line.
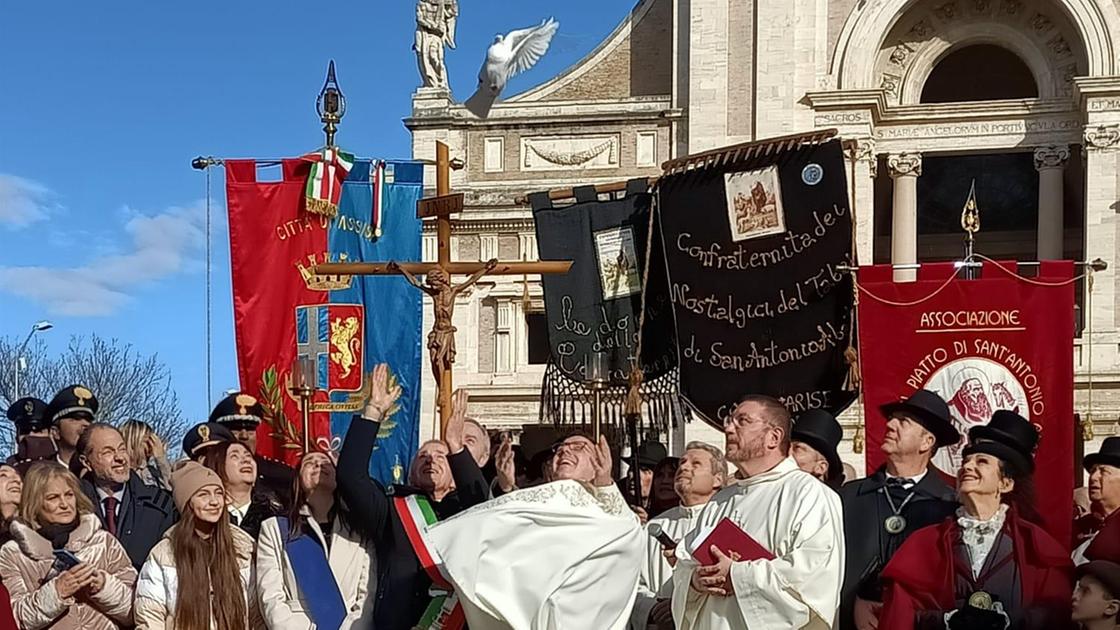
0, 461, 136, 629
135, 461, 261, 630
120, 420, 172, 490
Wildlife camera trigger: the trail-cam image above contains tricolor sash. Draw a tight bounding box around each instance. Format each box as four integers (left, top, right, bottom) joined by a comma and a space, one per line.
393, 494, 465, 630
277, 517, 347, 630
302, 147, 355, 217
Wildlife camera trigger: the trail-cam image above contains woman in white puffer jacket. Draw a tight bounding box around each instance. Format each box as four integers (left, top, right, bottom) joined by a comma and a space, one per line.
134, 461, 262, 630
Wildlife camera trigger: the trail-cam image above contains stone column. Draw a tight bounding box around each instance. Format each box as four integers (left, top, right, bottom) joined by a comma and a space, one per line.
888, 153, 923, 282
847, 139, 878, 264
1034, 145, 1070, 260
1083, 123, 1120, 353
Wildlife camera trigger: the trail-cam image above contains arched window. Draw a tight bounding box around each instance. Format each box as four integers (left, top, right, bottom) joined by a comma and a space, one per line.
921, 44, 1038, 103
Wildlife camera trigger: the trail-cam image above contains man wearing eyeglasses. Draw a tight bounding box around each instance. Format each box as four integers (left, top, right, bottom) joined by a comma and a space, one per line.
76, 423, 177, 569
670, 395, 845, 630
414, 429, 646, 629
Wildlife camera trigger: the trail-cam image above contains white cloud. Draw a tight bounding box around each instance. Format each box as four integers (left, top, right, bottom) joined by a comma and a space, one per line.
0, 201, 207, 316
0, 174, 58, 229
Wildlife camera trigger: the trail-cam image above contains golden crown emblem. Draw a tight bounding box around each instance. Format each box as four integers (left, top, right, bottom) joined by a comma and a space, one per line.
296, 252, 353, 292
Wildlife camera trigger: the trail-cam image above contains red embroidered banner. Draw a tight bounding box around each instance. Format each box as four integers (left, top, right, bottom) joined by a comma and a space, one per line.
225, 159, 330, 463
858, 260, 1075, 545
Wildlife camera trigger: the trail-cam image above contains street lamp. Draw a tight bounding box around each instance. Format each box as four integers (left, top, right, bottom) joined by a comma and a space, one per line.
13, 321, 53, 400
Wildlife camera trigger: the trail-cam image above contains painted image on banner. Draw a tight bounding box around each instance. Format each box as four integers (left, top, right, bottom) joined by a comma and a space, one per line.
926, 358, 1029, 474
593, 226, 641, 300
724, 166, 786, 242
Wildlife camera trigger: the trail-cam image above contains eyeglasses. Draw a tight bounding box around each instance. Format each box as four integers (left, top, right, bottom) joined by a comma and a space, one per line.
723, 413, 753, 428
552, 441, 593, 456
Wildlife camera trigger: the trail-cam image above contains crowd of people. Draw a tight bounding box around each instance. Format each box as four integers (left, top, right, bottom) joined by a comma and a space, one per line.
0, 367, 1117, 629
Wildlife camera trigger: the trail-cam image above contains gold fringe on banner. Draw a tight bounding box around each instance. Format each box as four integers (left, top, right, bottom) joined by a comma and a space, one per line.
305, 196, 339, 218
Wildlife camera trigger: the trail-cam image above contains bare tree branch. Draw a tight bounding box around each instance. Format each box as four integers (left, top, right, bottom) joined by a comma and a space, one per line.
0, 334, 189, 457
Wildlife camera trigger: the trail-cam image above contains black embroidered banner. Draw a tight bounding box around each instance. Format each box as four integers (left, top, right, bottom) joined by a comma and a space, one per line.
531, 181, 678, 429
657, 139, 857, 427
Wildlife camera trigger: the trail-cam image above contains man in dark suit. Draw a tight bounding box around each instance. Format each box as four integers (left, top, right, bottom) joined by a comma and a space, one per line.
838, 389, 961, 630
337, 364, 489, 630
76, 423, 177, 569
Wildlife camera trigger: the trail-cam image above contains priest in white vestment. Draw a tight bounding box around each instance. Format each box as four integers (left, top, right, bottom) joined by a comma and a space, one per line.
632, 441, 728, 629
420, 432, 645, 630
672, 395, 845, 630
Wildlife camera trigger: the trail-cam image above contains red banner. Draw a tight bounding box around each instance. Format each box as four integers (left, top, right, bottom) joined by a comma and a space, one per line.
225, 159, 331, 464
858, 260, 1075, 545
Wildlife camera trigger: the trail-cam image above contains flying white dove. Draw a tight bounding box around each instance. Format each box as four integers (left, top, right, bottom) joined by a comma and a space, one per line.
465, 18, 560, 118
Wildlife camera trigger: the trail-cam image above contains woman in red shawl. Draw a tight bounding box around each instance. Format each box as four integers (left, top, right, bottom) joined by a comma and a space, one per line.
878, 410, 1073, 630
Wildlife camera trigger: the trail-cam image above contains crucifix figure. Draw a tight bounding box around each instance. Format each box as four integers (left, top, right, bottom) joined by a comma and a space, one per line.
316, 141, 572, 436
389, 259, 496, 386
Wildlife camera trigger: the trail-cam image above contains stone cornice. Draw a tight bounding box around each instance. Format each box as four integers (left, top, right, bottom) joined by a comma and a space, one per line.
883, 98, 1076, 122
422, 218, 534, 233
1073, 76, 1120, 103
406, 97, 678, 130
804, 89, 888, 115
806, 91, 1077, 128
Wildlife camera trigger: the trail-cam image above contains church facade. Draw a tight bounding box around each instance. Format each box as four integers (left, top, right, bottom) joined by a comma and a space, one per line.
407, 0, 1120, 464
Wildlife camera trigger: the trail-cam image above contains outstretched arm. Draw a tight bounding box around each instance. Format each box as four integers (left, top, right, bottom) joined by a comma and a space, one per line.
337, 363, 401, 539
450, 259, 497, 299
442, 389, 490, 515
387, 261, 431, 294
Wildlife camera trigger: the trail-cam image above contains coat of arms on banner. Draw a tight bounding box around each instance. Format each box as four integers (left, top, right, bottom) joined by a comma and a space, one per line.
926, 358, 1031, 475
724, 166, 786, 242
295, 303, 364, 392
593, 226, 641, 300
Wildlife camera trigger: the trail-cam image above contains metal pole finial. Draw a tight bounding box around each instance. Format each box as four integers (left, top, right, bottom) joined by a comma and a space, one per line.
316, 60, 346, 148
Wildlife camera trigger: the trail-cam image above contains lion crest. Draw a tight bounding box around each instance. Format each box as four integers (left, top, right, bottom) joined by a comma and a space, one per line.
330, 316, 362, 380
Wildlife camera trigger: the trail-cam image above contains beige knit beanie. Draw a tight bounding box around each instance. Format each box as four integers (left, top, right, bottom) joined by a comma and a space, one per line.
171, 460, 223, 513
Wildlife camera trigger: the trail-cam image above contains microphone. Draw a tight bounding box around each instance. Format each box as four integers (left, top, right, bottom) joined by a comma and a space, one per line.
648, 523, 677, 549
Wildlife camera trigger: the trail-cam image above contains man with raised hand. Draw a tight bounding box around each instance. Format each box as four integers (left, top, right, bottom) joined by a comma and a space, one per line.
337, 363, 489, 630
419, 428, 645, 630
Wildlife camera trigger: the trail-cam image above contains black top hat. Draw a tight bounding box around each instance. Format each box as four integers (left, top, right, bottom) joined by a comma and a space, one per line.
182, 422, 235, 459
636, 441, 668, 470
880, 389, 960, 447
1085, 437, 1120, 472
209, 392, 265, 430
963, 410, 1039, 475
1077, 560, 1120, 599
6, 397, 49, 433
792, 409, 843, 482
45, 385, 99, 425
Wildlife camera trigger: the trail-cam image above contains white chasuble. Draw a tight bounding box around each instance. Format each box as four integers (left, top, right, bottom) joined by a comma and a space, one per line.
671, 458, 844, 630
421, 479, 644, 630
632, 503, 707, 629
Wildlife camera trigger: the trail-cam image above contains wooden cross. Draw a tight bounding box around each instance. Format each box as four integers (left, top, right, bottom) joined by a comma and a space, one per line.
315, 141, 572, 437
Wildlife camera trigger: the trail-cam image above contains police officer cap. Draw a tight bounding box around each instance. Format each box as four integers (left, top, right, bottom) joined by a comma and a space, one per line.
181, 422, 235, 460
45, 385, 99, 425
6, 397, 49, 433
208, 392, 264, 431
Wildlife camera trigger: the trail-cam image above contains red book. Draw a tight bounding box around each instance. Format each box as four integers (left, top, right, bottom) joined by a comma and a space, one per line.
690, 517, 776, 565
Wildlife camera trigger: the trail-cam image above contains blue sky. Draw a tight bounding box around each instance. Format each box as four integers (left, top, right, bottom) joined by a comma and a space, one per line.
0, 1, 628, 422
